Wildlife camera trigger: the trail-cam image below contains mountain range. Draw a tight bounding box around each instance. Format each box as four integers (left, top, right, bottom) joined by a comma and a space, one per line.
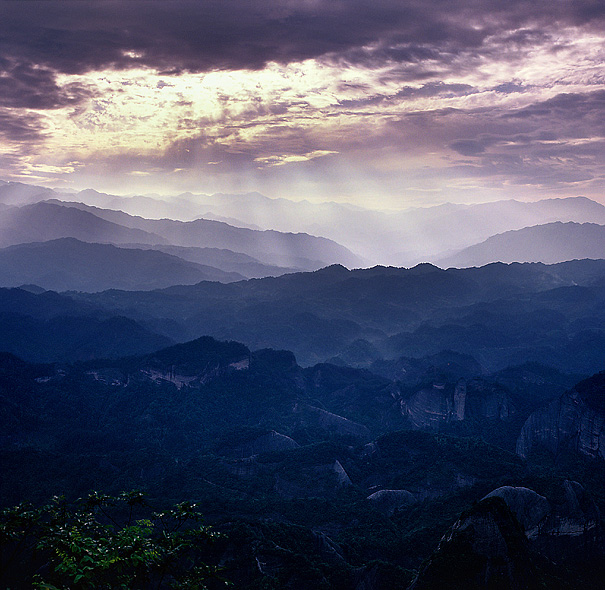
1, 179, 605, 589
0, 238, 245, 292
0, 195, 364, 286
2, 180, 605, 268
1, 259, 604, 376
439, 221, 605, 267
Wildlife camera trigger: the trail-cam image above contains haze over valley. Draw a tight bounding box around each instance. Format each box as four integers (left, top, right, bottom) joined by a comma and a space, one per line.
2, 180, 605, 273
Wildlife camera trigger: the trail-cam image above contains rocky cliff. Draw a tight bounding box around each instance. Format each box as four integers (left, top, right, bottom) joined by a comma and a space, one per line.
366, 489, 416, 516
220, 430, 299, 459
401, 378, 514, 430
516, 371, 605, 460
294, 403, 371, 440
408, 496, 543, 590
484, 482, 604, 578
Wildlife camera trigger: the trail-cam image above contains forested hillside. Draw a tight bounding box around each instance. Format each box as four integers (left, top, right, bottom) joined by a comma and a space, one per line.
1, 335, 603, 589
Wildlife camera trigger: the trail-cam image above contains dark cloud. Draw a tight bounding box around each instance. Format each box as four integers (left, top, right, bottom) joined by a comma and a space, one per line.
0, 0, 601, 121
510, 90, 605, 121
1, 1, 603, 202
0, 61, 94, 109
0, 109, 46, 142
493, 82, 528, 94
2, 1, 603, 80
338, 82, 476, 109
398, 82, 476, 98
449, 139, 485, 155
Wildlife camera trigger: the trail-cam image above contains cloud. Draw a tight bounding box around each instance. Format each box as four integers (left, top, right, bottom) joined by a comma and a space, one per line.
450, 139, 486, 155
0, 109, 46, 142
0, 1, 604, 205
508, 90, 605, 130
254, 150, 338, 167
1, 1, 604, 79
339, 82, 477, 109
0, 61, 94, 109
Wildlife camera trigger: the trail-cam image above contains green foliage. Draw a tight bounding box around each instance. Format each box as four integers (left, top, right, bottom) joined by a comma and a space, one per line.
0, 492, 227, 590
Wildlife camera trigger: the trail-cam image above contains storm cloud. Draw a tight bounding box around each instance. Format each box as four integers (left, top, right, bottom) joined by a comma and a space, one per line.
2, 1, 604, 78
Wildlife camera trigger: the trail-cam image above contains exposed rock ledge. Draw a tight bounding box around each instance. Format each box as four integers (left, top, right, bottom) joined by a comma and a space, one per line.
516, 372, 605, 460
484, 482, 603, 567
366, 489, 416, 516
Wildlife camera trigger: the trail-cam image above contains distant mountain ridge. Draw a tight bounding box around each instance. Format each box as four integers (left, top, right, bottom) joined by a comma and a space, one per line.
0, 201, 167, 247
67, 259, 605, 371
0, 286, 173, 362
0, 238, 246, 292
3, 180, 605, 266
438, 221, 605, 267
0, 196, 365, 278
38, 199, 363, 269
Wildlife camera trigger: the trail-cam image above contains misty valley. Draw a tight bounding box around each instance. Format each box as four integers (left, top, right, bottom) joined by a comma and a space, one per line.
1, 181, 604, 590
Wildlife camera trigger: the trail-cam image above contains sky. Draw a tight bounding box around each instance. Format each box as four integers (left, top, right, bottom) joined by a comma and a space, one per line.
1, 0, 605, 209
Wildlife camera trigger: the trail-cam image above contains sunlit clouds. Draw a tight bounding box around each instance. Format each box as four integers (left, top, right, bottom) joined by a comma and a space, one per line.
1, 1, 604, 207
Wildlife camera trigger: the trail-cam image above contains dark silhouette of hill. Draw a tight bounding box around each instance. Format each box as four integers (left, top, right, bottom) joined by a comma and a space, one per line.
0, 287, 172, 362
408, 497, 546, 590
66, 260, 605, 371
0, 238, 245, 292
439, 222, 605, 267
121, 243, 299, 278
1, 334, 602, 589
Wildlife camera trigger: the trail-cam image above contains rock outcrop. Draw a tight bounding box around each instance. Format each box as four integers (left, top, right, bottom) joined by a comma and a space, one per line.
483, 487, 550, 539
401, 378, 514, 430
408, 497, 543, 590
294, 403, 371, 440
483, 482, 604, 574
366, 489, 416, 516
274, 459, 352, 498
516, 371, 605, 460
222, 430, 299, 459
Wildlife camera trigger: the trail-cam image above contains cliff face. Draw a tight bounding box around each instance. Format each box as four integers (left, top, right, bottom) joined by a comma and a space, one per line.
484, 483, 604, 573
294, 403, 371, 440
221, 430, 299, 459
408, 497, 542, 590
483, 487, 551, 540
274, 459, 352, 498
516, 372, 605, 460
401, 378, 514, 430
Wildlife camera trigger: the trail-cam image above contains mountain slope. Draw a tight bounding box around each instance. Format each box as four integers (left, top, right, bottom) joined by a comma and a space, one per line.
41, 199, 364, 270
408, 497, 547, 590
4, 181, 605, 266
127, 244, 298, 278
438, 222, 605, 268
0, 201, 167, 247
0, 238, 245, 292
69, 259, 605, 369
0, 287, 174, 362
90, 192, 605, 266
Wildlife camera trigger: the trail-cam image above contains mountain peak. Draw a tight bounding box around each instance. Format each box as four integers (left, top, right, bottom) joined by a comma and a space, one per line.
315, 263, 350, 274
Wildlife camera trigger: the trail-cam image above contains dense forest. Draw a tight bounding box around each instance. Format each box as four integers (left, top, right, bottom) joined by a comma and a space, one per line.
1, 326, 603, 588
